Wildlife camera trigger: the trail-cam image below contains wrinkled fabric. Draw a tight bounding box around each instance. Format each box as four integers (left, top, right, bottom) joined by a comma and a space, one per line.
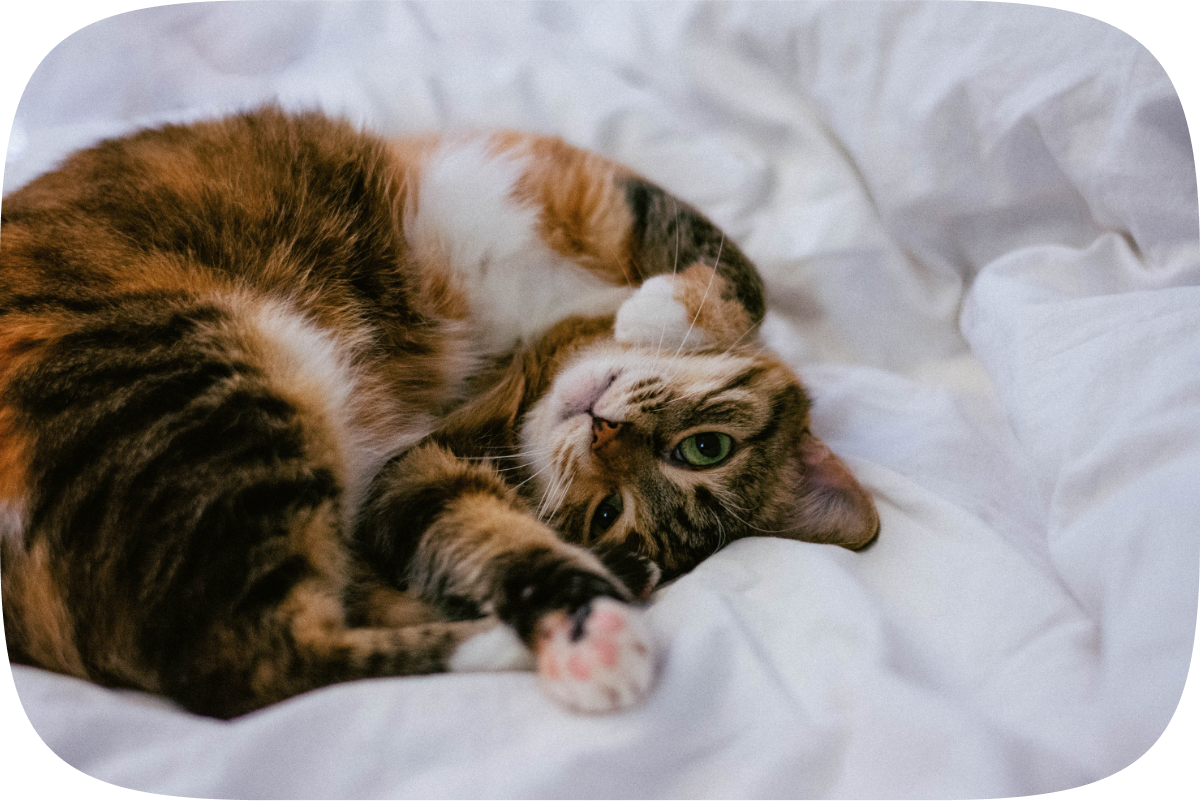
3, 2, 1197, 797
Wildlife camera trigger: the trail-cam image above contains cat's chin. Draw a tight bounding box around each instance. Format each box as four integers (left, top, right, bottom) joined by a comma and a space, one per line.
554, 362, 621, 421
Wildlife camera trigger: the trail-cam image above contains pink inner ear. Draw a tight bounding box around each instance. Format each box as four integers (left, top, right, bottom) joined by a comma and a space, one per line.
790, 432, 879, 549
800, 434, 861, 493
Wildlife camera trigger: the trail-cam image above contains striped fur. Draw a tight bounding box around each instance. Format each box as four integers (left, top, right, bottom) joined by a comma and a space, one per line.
0, 107, 876, 717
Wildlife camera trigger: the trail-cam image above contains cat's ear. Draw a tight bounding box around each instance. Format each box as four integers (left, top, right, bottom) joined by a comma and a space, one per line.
784, 432, 879, 550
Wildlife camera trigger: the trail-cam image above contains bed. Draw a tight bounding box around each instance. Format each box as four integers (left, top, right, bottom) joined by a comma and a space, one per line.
2, 2, 1197, 797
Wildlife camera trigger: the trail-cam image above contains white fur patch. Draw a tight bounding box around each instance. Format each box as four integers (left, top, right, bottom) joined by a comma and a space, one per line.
614, 274, 711, 351
243, 299, 433, 520
536, 597, 655, 713
449, 623, 536, 673
407, 137, 632, 353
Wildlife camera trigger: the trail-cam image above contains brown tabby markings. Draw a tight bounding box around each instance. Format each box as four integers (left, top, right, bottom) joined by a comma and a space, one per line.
1, 107, 877, 717
1, 316, 48, 648
0, 378, 35, 511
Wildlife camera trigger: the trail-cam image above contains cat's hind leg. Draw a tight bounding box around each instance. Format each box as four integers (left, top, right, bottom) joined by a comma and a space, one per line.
171, 574, 507, 717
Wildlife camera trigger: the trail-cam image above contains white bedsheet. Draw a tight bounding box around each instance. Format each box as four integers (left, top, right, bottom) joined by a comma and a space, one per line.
2, 2, 1198, 798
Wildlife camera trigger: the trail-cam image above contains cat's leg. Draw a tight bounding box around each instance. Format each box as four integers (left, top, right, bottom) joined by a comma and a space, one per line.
400, 131, 764, 353
507, 137, 766, 353
343, 565, 445, 628
357, 442, 656, 712
590, 541, 662, 601
0, 292, 559, 719
492, 133, 765, 317
179, 590, 498, 717
613, 262, 758, 353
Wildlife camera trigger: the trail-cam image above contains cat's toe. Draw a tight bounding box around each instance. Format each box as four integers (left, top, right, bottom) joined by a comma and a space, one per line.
534, 597, 655, 713
614, 275, 691, 347
593, 544, 662, 601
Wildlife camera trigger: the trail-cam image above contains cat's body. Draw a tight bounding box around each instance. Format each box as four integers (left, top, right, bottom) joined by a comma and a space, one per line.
1, 108, 877, 718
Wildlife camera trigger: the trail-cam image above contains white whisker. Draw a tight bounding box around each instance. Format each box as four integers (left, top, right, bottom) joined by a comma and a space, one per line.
717, 319, 761, 357
656, 197, 683, 359
672, 233, 724, 359
512, 459, 556, 490
535, 455, 576, 522
718, 496, 807, 536
714, 510, 728, 550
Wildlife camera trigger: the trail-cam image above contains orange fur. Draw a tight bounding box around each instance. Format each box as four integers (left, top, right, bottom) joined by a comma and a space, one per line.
0, 318, 63, 507
492, 132, 638, 286
0, 411, 28, 510
0, 540, 87, 679
672, 263, 755, 349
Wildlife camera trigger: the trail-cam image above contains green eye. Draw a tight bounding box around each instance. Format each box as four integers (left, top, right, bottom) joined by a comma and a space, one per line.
675, 432, 733, 467
590, 492, 624, 538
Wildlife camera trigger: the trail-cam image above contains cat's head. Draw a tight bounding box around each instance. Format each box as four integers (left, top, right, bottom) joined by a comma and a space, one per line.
521, 340, 879, 583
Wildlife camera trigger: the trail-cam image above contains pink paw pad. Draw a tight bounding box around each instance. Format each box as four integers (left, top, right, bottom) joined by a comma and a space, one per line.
535, 597, 655, 713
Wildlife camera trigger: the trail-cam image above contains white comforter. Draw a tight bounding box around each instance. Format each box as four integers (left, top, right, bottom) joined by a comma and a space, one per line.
3, 2, 1197, 798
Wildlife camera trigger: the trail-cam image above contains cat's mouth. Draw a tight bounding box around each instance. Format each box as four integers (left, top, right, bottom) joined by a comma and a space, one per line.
555, 365, 621, 422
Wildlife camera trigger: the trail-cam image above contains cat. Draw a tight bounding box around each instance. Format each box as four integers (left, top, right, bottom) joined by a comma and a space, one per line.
0, 107, 878, 718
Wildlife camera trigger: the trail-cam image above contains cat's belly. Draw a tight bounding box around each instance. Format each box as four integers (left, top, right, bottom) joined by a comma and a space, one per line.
404, 136, 633, 354
242, 296, 444, 522
459, 253, 632, 354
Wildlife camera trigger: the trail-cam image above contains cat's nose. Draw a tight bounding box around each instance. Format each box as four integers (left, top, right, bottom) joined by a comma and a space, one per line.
591, 417, 622, 451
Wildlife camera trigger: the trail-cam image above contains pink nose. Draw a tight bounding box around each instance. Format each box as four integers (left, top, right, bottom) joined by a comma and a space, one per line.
591, 418, 622, 451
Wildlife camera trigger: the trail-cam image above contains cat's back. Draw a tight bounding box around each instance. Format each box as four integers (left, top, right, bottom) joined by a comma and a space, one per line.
0, 110, 463, 687
1, 106, 464, 511
2, 108, 412, 312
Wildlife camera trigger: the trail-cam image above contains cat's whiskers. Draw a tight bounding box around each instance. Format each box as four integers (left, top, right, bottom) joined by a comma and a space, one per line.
539, 472, 574, 522
533, 441, 570, 519
491, 462, 538, 475
454, 449, 553, 473
718, 495, 809, 536
512, 458, 557, 491
535, 463, 562, 520
455, 452, 539, 462
715, 319, 761, 357
535, 452, 576, 521
671, 233, 724, 360
493, 448, 555, 462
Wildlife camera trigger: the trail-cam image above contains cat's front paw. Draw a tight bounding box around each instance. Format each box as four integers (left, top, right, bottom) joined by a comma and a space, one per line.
534, 597, 655, 713
614, 274, 705, 350
592, 544, 662, 601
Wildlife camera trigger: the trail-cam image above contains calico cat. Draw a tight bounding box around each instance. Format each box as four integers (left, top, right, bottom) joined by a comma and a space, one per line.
0, 107, 878, 718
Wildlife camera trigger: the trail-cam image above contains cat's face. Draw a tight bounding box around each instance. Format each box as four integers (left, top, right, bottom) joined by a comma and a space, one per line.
521, 341, 879, 581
